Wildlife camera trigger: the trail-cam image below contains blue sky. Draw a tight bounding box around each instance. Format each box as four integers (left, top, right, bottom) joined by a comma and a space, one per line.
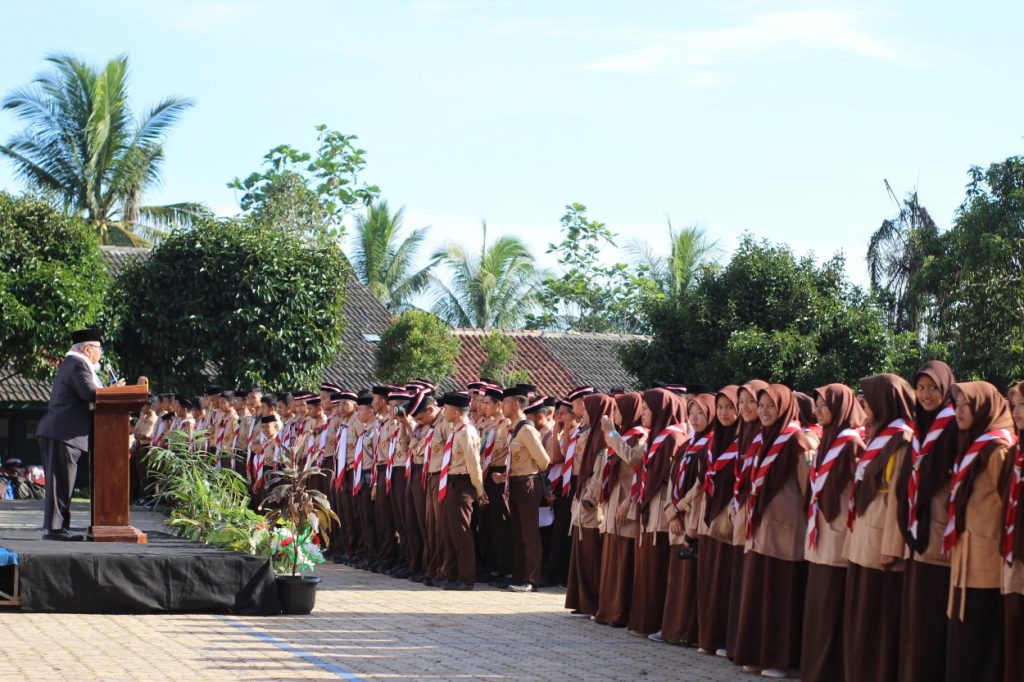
1, 0, 1022, 285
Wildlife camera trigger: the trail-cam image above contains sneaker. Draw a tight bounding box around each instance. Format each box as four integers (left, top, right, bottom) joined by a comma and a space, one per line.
697, 648, 711, 654
715, 649, 728, 658
742, 666, 761, 674
508, 583, 536, 593
760, 670, 793, 679
648, 631, 665, 643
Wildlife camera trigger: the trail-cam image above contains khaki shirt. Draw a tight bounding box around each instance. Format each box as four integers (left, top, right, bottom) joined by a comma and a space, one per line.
133, 411, 157, 442
348, 420, 377, 471
747, 447, 810, 562
949, 444, 1009, 594
508, 420, 550, 476
444, 419, 483, 496
429, 415, 451, 474
845, 444, 907, 571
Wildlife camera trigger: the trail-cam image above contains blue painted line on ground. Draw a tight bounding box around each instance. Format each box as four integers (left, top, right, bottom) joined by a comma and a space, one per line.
216, 615, 366, 681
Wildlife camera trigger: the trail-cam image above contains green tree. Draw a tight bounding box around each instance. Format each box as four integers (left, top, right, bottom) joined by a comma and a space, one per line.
619, 235, 918, 390
1, 53, 203, 245
532, 203, 656, 333
349, 200, 436, 312
375, 310, 459, 385
430, 221, 542, 329
0, 192, 110, 381
626, 218, 718, 298
478, 330, 531, 386
107, 219, 349, 393
866, 182, 944, 336
229, 125, 380, 238
921, 157, 1024, 389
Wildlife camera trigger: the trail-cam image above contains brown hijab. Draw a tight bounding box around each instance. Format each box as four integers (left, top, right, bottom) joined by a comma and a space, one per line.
578, 394, 617, 495
676, 394, 718, 497
640, 388, 688, 514
706, 386, 740, 524
896, 360, 958, 552
812, 383, 867, 522
606, 392, 644, 483
1006, 382, 1024, 561
856, 373, 915, 516
751, 384, 813, 527
734, 379, 768, 506
949, 381, 1014, 537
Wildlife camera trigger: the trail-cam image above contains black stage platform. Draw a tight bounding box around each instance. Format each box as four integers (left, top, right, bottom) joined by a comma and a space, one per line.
0, 500, 280, 614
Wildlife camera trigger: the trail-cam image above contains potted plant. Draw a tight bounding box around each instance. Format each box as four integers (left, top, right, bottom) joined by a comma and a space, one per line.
260, 452, 338, 614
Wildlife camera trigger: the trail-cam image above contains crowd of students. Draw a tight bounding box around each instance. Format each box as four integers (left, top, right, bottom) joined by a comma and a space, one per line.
129, 362, 1024, 681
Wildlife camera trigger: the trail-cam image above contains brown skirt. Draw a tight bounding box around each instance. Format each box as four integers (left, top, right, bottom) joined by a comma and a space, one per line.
662, 547, 699, 645
800, 563, 846, 682
947, 587, 1003, 682
843, 564, 901, 682
628, 532, 670, 635
1006, 593, 1024, 682
734, 551, 807, 671
564, 526, 602, 615
595, 534, 634, 625
725, 544, 745, 659
899, 560, 949, 682
697, 536, 733, 653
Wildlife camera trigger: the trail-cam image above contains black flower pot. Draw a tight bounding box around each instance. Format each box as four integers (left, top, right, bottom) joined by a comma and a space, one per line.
276, 575, 321, 614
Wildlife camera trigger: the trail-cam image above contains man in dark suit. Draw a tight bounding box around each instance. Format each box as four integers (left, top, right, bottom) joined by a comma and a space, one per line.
36, 328, 118, 540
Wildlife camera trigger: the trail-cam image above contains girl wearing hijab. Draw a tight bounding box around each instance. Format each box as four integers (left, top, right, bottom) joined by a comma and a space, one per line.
726, 379, 769, 659
1003, 382, 1024, 682
696, 386, 741, 657
894, 360, 958, 682
944, 381, 1013, 682
627, 388, 689, 636
652, 392, 717, 646
801, 383, 866, 682
594, 392, 648, 627
564, 394, 613, 617
843, 373, 914, 682
795, 391, 824, 446
734, 384, 814, 678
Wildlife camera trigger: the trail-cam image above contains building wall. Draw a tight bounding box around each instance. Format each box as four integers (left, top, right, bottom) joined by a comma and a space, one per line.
0, 404, 46, 465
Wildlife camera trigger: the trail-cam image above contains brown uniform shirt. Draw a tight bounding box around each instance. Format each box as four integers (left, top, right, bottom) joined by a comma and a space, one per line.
508, 420, 550, 476
444, 419, 483, 496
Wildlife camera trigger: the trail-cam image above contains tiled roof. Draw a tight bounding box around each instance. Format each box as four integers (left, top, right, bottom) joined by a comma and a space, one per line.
321, 274, 392, 390
444, 329, 639, 397
0, 367, 51, 404
100, 246, 150, 277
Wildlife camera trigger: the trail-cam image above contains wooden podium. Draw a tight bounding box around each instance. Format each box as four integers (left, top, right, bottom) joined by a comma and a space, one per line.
89, 383, 150, 543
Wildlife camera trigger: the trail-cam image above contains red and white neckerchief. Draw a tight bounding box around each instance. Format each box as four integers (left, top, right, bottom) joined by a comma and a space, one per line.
804, 427, 862, 549
247, 433, 264, 485
907, 403, 956, 540
229, 416, 241, 452
548, 463, 563, 495
480, 426, 498, 476
703, 435, 739, 498
731, 432, 763, 511
845, 420, 911, 530
332, 425, 350, 492
639, 423, 689, 503
943, 428, 1016, 555
385, 426, 399, 493
314, 422, 329, 468
672, 430, 712, 505
504, 427, 515, 502
803, 423, 823, 440
746, 421, 801, 540
438, 424, 465, 502
1003, 443, 1023, 564
245, 417, 257, 455
420, 426, 435, 489
560, 427, 580, 497
603, 426, 649, 503
351, 433, 366, 495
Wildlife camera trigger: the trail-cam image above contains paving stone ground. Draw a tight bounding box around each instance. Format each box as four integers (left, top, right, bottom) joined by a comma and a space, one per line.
0, 504, 745, 681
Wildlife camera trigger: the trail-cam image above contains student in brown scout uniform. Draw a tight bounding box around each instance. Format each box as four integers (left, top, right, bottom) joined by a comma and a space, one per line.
595, 392, 647, 628
495, 388, 551, 593
369, 386, 398, 573
695, 386, 740, 657
625, 388, 688, 636
944, 381, 1013, 682
565, 388, 606, 617
893, 360, 958, 682
384, 390, 414, 578
479, 385, 513, 586
437, 392, 483, 590
800, 383, 866, 682
544, 399, 579, 588
351, 394, 378, 570
404, 390, 438, 582
654, 392, 716, 647
424, 395, 451, 587
1003, 382, 1024, 682
733, 384, 813, 679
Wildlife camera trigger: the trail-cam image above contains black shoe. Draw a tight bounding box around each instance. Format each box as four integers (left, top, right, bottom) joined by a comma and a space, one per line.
394, 567, 416, 579
43, 529, 83, 541
442, 581, 474, 591
422, 578, 434, 587
409, 572, 426, 583
387, 564, 407, 577
489, 577, 511, 589
537, 577, 553, 588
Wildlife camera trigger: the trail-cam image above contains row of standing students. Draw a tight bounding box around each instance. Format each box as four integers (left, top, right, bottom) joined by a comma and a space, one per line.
560, 362, 1024, 682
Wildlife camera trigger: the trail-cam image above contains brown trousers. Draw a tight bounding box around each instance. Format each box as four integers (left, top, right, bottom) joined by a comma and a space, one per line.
484, 468, 512, 576
404, 464, 427, 572
425, 473, 445, 579
374, 465, 398, 563
388, 469, 408, 566
899, 559, 949, 682
336, 467, 359, 556
543, 477, 575, 585
696, 536, 733, 653
354, 473, 376, 560
509, 475, 543, 586
441, 475, 477, 584
627, 532, 669, 634
595, 533, 634, 625
565, 526, 603, 616
1006, 593, 1024, 682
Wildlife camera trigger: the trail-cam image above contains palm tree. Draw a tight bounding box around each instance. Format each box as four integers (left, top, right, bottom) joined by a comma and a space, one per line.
866, 182, 942, 335
1, 53, 204, 245
430, 221, 542, 329
349, 200, 436, 312
627, 219, 718, 298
